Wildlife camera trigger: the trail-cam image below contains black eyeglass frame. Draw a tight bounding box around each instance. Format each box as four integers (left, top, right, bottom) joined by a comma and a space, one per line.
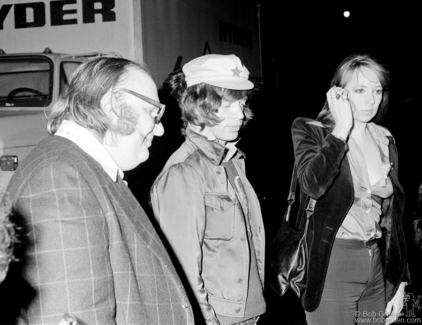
117, 88, 166, 124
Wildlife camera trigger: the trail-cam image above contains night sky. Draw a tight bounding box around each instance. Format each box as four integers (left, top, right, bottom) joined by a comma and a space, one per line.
253, 4, 421, 212
255, 2, 421, 229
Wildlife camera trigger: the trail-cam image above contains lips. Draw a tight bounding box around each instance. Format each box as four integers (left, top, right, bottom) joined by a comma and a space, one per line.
227, 125, 241, 131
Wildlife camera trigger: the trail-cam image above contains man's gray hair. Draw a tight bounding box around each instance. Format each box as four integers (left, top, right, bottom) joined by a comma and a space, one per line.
47, 57, 146, 139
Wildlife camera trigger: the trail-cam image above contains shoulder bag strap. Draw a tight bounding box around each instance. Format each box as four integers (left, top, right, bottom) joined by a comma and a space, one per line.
285, 164, 316, 223
284, 164, 298, 223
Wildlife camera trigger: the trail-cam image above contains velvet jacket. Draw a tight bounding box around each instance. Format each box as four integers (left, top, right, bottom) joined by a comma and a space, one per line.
291, 117, 409, 312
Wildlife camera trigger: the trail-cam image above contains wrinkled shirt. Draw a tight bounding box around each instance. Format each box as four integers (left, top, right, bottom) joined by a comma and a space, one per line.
336, 123, 394, 241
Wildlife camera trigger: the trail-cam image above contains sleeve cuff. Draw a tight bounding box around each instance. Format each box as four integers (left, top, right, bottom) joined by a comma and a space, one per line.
329, 133, 348, 151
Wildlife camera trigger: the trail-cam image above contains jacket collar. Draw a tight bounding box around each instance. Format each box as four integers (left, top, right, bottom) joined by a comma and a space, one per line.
186, 124, 245, 166
307, 120, 394, 146
368, 123, 394, 146
55, 120, 124, 182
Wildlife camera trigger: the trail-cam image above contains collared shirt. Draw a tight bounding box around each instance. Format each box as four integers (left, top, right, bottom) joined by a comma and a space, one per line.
151, 125, 266, 321
187, 125, 265, 324
189, 124, 239, 162
336, 123, 394, 241
55, 120, 124, 182
189, 124, 249, 216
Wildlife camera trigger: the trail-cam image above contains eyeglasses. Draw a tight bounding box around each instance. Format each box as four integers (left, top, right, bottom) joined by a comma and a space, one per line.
118, 88, 166, 124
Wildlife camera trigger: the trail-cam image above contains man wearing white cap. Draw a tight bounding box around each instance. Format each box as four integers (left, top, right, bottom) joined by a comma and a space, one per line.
151, 54, 266, 325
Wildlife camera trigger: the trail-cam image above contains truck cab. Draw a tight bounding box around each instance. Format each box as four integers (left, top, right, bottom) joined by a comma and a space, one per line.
0, 49, 96, 189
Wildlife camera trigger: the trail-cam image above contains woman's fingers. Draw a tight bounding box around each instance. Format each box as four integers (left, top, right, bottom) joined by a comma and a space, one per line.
328, 86, 351, 116
330, 86, 348, 101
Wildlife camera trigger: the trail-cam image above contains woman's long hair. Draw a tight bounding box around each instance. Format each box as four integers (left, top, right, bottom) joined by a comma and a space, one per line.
0, 193, 16, 273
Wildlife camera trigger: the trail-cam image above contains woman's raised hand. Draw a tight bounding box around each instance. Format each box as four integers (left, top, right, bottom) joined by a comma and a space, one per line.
327, 86, 353, 140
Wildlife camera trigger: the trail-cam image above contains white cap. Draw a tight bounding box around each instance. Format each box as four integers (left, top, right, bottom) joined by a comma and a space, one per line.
183, 54, 254, 90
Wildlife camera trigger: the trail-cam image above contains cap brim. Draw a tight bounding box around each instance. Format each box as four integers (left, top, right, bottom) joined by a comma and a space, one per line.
188, 78, 254, 90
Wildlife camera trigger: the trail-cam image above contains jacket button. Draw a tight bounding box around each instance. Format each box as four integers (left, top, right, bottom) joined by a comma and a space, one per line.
240, 237, 246, 241
181, 304, 189, 309
238, 278, 243, 283
220, 206, 224, 211
216, 171, 221, 175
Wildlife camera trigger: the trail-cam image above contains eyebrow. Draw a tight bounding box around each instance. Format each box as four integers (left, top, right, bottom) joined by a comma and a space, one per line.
354, 85, 383, 88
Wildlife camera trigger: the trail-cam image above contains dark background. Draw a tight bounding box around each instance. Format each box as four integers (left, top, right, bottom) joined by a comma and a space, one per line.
128, 2, 422, 324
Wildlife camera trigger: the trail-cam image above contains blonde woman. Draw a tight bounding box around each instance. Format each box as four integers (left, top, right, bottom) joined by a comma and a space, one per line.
291, 53, 409, 325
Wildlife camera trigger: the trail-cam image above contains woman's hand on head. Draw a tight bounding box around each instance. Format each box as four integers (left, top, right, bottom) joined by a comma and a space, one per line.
327, 86, 353, 139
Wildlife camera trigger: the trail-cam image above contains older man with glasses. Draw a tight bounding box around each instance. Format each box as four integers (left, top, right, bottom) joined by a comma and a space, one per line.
5, 57, 194, 325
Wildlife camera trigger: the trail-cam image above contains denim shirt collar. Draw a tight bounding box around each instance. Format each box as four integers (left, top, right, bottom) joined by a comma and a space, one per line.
186, 124, 245, 166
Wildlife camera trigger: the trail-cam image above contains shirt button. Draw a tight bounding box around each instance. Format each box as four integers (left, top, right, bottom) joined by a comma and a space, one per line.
181, 304, 188, 309
241, 237, 246, 241
366, 209, 370, 214
238, 278, 243, 283
220, 206, 224, 211
216, 171, 221, 175
366, 189, 371, 194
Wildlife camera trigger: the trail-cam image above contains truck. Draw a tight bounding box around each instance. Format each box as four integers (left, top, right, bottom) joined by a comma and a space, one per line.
0, 50, 103, 187
0, 0, 263, 190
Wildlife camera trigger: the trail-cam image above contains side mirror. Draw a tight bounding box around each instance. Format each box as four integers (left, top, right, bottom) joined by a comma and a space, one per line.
0, 155, 18, 171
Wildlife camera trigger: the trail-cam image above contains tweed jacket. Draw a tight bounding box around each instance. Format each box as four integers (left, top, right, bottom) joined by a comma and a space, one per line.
291, 117, 409, 312
6, 136, 194, 325
150, 127, 265, 323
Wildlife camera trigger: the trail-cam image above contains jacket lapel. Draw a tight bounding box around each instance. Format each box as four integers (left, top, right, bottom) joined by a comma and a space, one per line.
106, 178, 173, 266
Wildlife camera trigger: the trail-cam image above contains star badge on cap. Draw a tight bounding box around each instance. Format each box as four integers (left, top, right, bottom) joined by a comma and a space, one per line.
232, 67, 242, 77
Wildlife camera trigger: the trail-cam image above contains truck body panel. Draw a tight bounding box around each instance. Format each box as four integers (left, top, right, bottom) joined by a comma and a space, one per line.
0, 0, 144, 64
1, 0, 261, 86
142, 0, 262, 85
0, 0, 262, 189
0, 52, 94, 189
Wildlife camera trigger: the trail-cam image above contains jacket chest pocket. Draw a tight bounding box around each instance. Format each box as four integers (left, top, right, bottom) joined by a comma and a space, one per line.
204, 193, 236, 240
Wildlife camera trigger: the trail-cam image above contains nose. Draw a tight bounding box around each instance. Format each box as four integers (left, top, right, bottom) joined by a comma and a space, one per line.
153, 122, 164, 137
365, 92, 375, 105
234, 102, 245, 119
